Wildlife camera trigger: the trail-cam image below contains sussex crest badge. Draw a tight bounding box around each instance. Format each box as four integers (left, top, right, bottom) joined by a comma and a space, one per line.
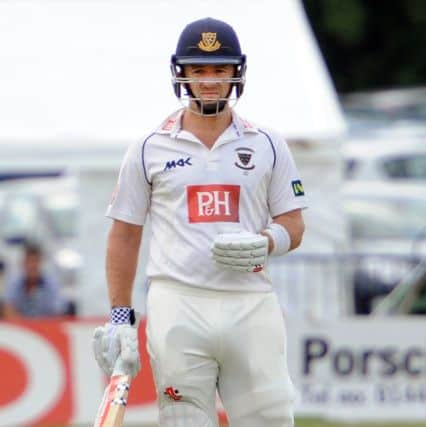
235, 147, 255, 170
198, 32, 221, 52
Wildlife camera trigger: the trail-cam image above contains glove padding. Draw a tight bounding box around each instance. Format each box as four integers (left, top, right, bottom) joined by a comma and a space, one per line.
93, 314, 141, 378
211, 231, 268, 272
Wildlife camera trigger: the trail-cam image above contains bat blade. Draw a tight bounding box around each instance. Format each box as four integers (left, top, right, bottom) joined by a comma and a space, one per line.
94, 375, 131, 427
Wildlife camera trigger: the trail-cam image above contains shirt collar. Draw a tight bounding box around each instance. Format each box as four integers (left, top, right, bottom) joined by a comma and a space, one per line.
155, 109, 184, 138
231, 111, 259, 137
155, 109, 259, 141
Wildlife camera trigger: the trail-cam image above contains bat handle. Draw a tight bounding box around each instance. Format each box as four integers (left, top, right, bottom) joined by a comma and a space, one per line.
112, 356, 127, 376
93, 373, 131, 427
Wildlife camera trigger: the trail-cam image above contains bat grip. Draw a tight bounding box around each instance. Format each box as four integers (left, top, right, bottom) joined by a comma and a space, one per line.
112, 357, 127, 376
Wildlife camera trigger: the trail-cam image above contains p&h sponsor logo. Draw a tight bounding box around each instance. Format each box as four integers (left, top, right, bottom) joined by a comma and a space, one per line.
187, 184, 240, 223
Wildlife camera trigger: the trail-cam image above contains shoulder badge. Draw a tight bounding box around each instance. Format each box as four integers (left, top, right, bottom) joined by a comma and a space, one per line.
292, 180, 305, 197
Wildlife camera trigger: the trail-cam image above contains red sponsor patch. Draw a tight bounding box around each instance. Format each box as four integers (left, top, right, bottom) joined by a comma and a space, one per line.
242, 119, 254, 129
187, 184, 240, 223
163, 387, 182, 401
161, 117, 177, 131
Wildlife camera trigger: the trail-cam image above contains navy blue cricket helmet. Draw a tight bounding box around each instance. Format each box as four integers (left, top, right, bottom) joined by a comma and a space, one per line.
171, 17, 247, 112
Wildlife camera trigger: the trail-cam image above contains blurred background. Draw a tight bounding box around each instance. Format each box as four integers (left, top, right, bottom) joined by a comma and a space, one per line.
0, 0, 425, 426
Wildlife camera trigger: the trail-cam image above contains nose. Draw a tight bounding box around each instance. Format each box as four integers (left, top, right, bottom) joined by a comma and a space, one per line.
199, 76, 220, 87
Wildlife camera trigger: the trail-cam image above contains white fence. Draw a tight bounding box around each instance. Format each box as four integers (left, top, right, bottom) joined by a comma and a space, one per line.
270, 253, 422, 318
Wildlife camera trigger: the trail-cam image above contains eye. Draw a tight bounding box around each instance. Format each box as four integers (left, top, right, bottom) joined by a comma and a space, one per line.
191, 68, 204, 75
215, 66, 233, 76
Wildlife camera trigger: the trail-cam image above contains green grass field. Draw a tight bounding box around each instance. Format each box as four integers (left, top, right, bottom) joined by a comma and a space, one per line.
125, 419, 426, 427
295, 419, 426, 427
218, 420, 426, 427
49, 421, 426, 427
48, 418, 426, 427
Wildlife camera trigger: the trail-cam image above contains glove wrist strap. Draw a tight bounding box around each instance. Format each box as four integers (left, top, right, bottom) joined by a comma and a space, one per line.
263, 223, 291, 256
111, 306, 136, 325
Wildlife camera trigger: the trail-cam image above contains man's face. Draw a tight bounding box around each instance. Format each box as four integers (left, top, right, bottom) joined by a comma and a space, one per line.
184, 64, 235, 106
24, 254, 42, 280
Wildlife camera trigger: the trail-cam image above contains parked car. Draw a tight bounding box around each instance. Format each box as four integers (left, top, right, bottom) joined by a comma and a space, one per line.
372, 261, 426, 316
341, 86, 426, 121
341, 86, 426, 138
343, 137, 426, 181
343, 181, 426, 314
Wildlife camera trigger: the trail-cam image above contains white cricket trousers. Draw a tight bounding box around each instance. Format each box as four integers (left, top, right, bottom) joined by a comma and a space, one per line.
146, 280, 295, 427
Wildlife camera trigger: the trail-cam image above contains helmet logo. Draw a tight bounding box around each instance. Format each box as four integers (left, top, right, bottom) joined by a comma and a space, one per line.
198, 32, 221, 52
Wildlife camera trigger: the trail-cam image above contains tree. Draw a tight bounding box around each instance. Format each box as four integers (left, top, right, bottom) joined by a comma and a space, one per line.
303, 0, 426, 92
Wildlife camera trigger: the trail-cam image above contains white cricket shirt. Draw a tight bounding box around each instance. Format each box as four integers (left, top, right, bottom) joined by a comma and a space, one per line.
106, 109, 308, 292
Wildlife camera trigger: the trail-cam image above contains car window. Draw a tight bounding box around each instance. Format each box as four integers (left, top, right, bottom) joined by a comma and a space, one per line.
382, 154, 426, 179
394, 104, 426, 121
345, 198, 426, 239
0, 195, 43, 241
43, 193, 78, 238
344, 158, 359, 179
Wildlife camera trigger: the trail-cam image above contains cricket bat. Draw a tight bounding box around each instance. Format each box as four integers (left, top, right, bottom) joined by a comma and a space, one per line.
94, 374, 131, 427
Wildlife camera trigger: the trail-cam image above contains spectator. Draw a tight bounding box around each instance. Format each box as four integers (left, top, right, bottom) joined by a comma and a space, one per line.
3, 242, 66, 318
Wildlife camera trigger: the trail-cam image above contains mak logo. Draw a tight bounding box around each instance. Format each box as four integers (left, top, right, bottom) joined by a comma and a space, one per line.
187, 184, 240, 223
292, 180, 305, 197
164, 157, 192, 171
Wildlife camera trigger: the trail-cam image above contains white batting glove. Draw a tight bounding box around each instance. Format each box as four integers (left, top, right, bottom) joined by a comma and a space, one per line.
211, 231, 268, 272
93, 308, 141, 378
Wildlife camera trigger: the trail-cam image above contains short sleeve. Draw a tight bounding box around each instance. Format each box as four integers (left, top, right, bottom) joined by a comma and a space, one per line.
4, 277, 21, 305
268, 136, 308, 217
106, 139, 151, 225
43, 276, 66, 315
